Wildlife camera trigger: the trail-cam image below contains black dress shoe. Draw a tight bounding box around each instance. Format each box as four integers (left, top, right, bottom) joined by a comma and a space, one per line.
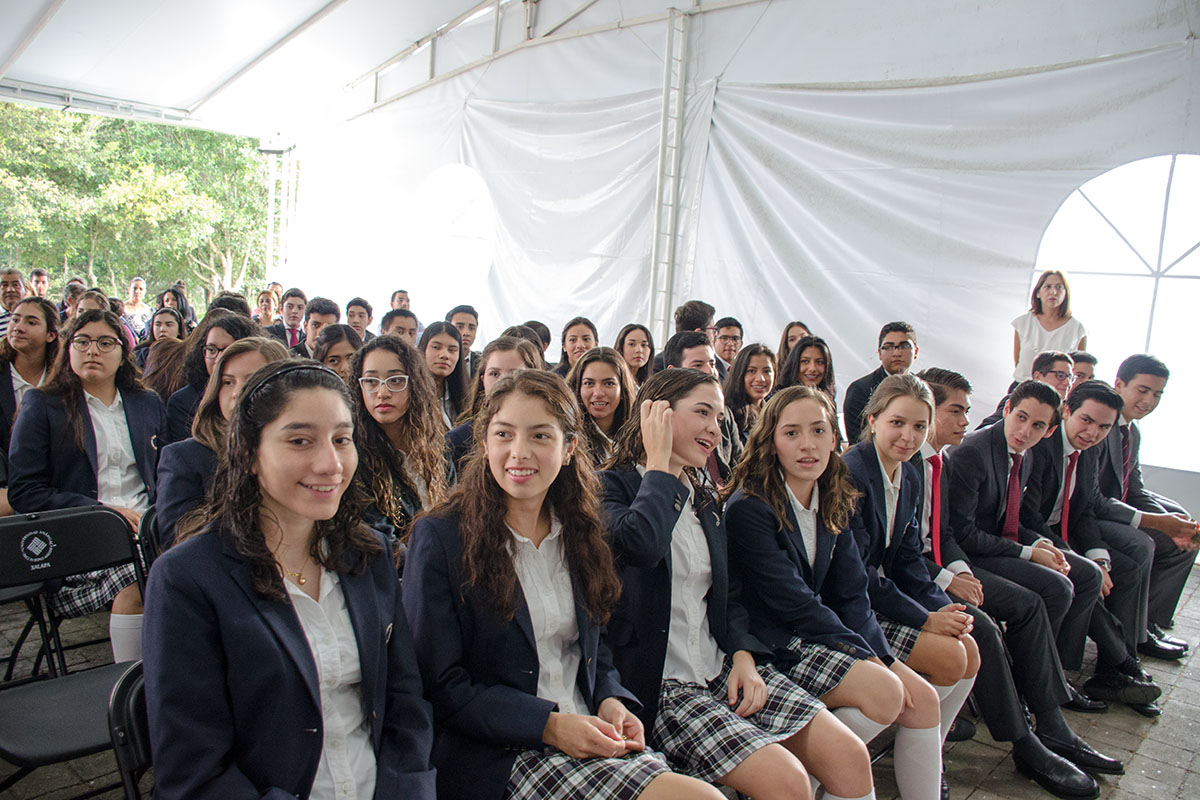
1138, 637, 1187, 660
1037, 731, 1125, 775
1082, 672, 1161, 706
1064, 685, 1108, 713
1128, 700, 1163, 718
1148, 622, 1189, 651
946, 715, 976, 741
1013, 751, 1100, 798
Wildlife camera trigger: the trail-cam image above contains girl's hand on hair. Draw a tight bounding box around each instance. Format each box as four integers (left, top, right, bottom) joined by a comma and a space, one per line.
923, 605, 973, 638
727, 650, 767, 717
597, 697, 646, 751
542, 711, 629, 759
109, 506, 142, 532
640, 399, 674, 473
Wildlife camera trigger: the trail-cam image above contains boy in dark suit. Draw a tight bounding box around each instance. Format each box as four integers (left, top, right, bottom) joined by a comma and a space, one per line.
263, 287, 307, 347
843, 322, 917, 442
1094, 355, 1197, 650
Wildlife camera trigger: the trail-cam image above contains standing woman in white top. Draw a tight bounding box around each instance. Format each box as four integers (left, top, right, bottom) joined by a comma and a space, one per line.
124, 276, 154, 337
143, 362, 436, 799
602, 369, 839, 800
8, 309, 166, 663
0, 297, 60, 515
1012, 270, 1087, 382
404, 369, 722, 800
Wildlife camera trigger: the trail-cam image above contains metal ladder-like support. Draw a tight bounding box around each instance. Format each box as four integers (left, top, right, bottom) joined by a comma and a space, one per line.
648, 7, 691, 344
263, 145, 298, 279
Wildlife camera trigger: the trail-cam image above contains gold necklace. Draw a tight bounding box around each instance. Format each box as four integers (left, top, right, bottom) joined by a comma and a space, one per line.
282, 566, 307, 585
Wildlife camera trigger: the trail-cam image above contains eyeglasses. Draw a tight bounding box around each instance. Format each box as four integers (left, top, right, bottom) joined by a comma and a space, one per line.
879, 342, 915, 353
359, 375, 410, 393
1043, 370, 1073, 382
716, 335, 742, 344
70, 335, 120, 353
204, 344, 227, 358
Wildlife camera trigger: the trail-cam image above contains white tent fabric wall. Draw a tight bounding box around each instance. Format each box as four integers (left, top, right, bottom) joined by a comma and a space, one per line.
283, 0, 1199, 471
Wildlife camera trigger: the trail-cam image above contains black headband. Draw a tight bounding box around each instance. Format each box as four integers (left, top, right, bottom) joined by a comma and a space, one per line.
243, 361, 343, 407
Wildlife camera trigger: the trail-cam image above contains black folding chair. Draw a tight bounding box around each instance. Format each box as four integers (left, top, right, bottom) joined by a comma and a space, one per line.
0, 506, 147, 798
109, 661, 152, 799
136, 506, 161, 573
0, 582, 57, 682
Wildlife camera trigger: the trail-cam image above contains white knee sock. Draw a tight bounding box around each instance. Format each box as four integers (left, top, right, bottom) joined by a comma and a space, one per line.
110, 613, 143, 663
894, 724, 942, 800
832, 706, 890, 745
824, 792, 877, 800
938, 676, 976, 744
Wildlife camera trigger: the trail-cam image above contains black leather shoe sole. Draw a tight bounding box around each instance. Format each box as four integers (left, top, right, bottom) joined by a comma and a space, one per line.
1014, 754, 1100, 798
1064, 690, 1108, 713
1082, 678, 1161, 706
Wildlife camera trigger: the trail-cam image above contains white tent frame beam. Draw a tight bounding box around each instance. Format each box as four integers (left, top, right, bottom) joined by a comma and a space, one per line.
186, 0, 351, 114
0, 0, 67, 81
0, 77, 190, 123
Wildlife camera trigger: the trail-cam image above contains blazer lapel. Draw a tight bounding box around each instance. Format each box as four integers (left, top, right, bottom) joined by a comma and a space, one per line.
120, 390, 156, 491
78, 393, 99, 480
513, 582, 537, 652
812, 516, 835, 591
223, 539, 321, 709
988, 425, 1009, 527
781, 500, 816, 586
865, 455, 888, 552
0, 365, 15, 430
573, 591, 598, 709
699, 501, 727, 612
340, 562, 381, 709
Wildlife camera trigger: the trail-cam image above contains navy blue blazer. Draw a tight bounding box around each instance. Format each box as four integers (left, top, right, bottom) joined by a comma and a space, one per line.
843, 441, 948, 629
8, 387, 165, 512
143, 527, 436, 800
155, 437, 217, 548
601, 467, 769, 728
445, 421, 473, 471
725, 488, 890, 661
0, 362, 16, 484
164, 382, 202, 445
402, 513, 637, 800
1021, 429, 1105, 555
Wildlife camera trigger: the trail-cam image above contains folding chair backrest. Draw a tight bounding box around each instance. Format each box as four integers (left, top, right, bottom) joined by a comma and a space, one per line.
108, 660, 151, 799
0, 507, 143, 591
136, 507, 160, 572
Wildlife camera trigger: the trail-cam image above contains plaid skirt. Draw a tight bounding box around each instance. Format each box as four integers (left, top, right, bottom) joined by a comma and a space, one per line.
877, 614, 922, 661
781, 637, 862, 699
505, 747, 670, 800
652, 657, 823, 781
49, 563, 138, 617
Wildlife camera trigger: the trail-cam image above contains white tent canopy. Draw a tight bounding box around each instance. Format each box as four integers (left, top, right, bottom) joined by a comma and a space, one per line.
3, 0, 1198, 475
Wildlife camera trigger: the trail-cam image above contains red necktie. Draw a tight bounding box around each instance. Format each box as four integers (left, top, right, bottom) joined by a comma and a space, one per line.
706, 451, 724, 489
1119, 425, 1132, 502
288, 327, 298, 347
1060, 451, 1079, 544
1002, 453, 1023, 541
929, 453, 943, 566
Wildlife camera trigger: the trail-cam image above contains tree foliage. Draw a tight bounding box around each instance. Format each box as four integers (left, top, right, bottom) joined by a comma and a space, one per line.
0, 102, 267, 303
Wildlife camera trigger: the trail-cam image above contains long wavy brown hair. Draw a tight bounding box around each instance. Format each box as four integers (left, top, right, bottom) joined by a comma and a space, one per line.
565, 346, 636, 464
725, 386, 860, 534
42, 309, 148, 451
190, 337, 291, 455
603, 368, 721, 506
429, 370, 621, 624
350, 335, 448, 540
178, 361, 380, 601
0, 297, 60, 368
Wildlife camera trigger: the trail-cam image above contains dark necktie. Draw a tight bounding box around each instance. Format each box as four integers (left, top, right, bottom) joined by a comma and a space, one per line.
706, 450, 724, 489
1002, 453, 1023, 541
929, 453, 944, 566
1061, 451, 1079, 544
288, 327, 298, 348
1120, 424, 1132, 502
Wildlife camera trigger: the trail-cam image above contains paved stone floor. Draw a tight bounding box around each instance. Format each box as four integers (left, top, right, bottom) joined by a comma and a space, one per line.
2, 566, 1198, 799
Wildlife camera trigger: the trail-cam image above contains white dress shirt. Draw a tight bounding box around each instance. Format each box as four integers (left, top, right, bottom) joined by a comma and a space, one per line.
85, 392, 148, 513
10, 365, 45, 413
637, 466, 726, 684
286, 570, 377, 800
510, 517, 588, 714
784, 478, 819, 566
875, 449, 903, 577
917, 441, 971, 590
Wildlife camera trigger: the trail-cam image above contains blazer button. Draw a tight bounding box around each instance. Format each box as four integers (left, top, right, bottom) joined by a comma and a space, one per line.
674, 501, 682, 511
